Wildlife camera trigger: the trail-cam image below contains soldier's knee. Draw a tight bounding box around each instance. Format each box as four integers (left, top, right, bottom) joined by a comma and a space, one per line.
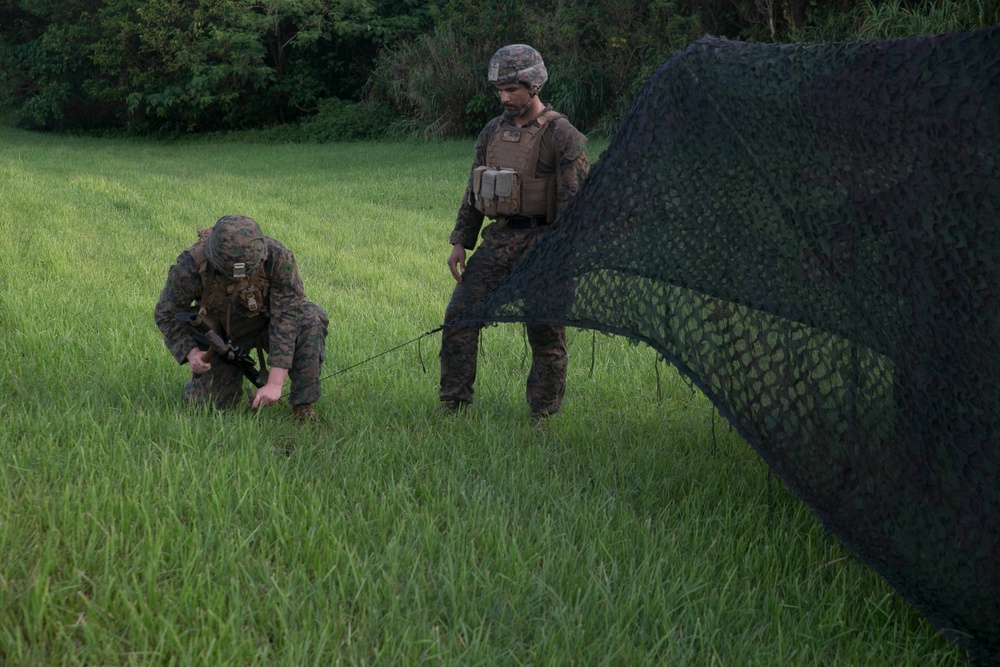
302, 302, 329, 329
183, 379, 211, 405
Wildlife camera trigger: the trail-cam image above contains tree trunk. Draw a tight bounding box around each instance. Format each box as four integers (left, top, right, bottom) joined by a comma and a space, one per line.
783, 0, 808, 31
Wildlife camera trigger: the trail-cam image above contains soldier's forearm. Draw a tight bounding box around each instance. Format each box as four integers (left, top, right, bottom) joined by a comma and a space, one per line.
265, 367, 289, 389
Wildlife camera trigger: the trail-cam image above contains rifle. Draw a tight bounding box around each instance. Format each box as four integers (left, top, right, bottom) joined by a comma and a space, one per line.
175, 312, 267, 388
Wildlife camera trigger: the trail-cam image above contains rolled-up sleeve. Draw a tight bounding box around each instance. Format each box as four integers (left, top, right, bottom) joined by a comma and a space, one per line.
448, 121, 499, 249
264, 241, 305, 369
154, 249, 202, 364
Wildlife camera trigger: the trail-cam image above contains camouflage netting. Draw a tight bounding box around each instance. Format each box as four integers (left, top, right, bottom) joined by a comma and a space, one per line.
455, 28, 1000, 664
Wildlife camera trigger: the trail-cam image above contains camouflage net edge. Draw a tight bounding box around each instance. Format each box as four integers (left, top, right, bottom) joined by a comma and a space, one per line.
456, 28, 1000, 665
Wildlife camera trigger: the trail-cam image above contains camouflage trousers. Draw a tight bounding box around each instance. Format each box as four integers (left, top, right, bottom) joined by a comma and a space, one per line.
439, 223, 567, 415
184, 302, 329, 409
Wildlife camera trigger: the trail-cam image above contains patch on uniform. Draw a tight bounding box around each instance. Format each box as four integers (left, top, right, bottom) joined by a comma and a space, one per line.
502, 130, 522, 142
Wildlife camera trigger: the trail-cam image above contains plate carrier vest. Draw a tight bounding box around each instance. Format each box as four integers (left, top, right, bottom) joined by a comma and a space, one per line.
472, 108, 563, 222
189, 229, 272, 345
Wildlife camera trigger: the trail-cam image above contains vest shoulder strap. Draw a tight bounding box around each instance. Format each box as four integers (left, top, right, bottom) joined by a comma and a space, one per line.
536, 108, 564, 128
190, 228, 211, 278
528, 109, 565, 167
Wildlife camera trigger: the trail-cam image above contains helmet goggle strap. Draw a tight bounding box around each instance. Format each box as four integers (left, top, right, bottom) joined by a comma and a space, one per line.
233, 262, 246, 279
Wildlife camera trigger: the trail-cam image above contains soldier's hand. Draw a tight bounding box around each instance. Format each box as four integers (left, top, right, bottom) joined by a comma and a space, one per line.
187, 348, 212, 375
251, 367, 288, 410
251, 384, 282, 410
448, 244, 467, 283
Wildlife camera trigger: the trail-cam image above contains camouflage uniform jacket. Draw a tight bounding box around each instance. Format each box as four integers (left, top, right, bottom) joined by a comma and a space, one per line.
154, 237, 305, 369
449, 104, 589, 249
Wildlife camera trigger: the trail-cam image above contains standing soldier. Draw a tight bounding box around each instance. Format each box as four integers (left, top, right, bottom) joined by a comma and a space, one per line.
439, 44, 589, 422
155, 215, 328, 422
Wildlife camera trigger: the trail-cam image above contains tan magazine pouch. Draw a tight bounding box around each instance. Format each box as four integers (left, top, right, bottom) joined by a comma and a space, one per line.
474, 166, 521, 217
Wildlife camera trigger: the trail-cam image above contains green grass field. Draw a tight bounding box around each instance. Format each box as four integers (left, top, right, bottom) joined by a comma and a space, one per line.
0, 127, 970, 666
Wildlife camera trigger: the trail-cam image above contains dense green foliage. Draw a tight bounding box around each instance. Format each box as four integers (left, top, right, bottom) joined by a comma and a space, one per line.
0, 0, 436, 133
0, 0, 997, 136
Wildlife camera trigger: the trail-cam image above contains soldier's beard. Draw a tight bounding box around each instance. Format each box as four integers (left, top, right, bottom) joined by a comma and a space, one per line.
502, 93, 536, 118
503, 102, 531, 117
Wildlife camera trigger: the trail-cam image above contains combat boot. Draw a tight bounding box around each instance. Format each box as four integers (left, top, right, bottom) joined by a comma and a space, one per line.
440, 399, 469, 415
292, 403, 318, 424
529, 411, 551, 429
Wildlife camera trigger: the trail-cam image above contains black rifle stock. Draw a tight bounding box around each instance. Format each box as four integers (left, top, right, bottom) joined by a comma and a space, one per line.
175, 312, 267, 388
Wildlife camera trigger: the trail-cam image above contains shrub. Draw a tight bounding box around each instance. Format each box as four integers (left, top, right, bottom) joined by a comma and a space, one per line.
294, 97, 398, 142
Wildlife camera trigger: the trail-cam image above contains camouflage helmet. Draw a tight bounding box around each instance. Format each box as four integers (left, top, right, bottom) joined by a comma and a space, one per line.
488, 44, 547, 92
205, 215, 266, 278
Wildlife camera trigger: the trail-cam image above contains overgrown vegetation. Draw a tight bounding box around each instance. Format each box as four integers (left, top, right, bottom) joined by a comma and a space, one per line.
0, 0, 995, 137
0, 126, 974, 665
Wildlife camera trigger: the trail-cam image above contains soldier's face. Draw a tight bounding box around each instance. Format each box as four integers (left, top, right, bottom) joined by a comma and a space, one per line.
495, 83, 532, 116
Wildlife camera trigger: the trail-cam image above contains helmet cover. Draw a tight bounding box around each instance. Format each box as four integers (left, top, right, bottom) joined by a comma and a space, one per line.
205, 215, 266, 278
488, 44, 547, 91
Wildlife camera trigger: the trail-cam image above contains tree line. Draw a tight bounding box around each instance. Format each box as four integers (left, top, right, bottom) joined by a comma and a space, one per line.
0, 0, 996, 138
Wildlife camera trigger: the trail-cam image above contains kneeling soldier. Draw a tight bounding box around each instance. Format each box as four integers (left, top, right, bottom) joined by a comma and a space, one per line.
155, 215, 328, 422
